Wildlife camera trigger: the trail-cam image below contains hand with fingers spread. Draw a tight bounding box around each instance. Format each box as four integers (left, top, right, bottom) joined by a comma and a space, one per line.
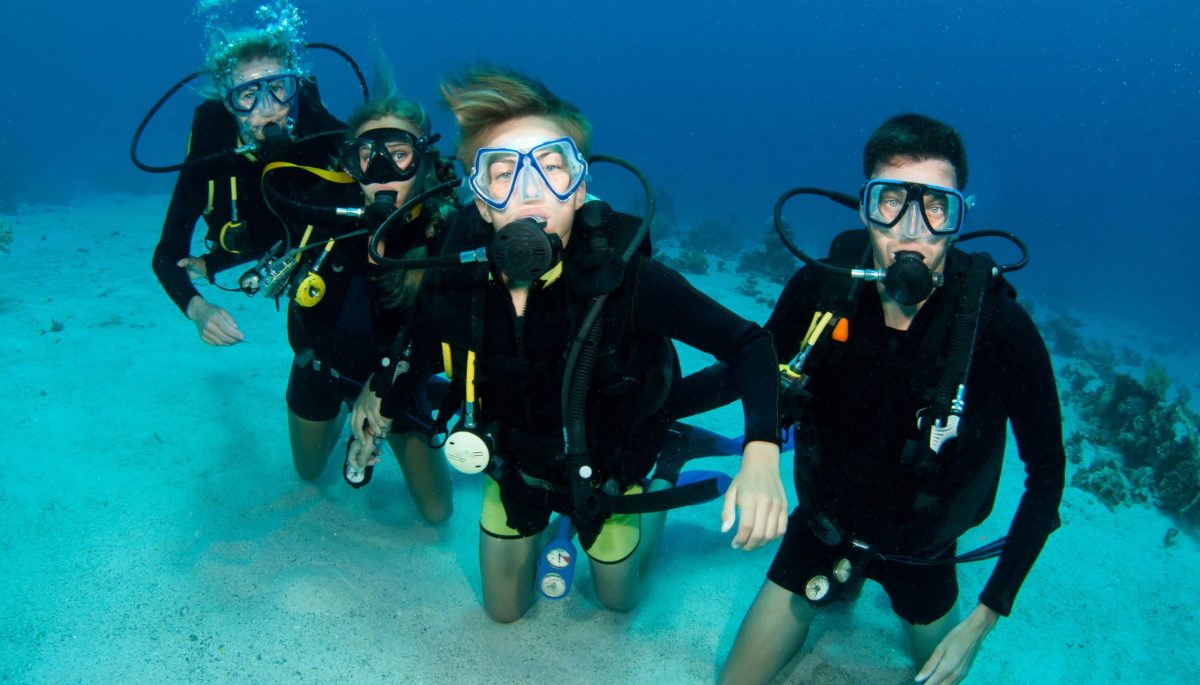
721, 440, 788, 551
915, 604, 998, 685
185, 296, 244, 346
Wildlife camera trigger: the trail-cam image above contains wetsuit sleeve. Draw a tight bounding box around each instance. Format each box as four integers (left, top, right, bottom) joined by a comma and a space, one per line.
978, 301, 1066, 616
668, 266, 816, 421
151, 166, 208, 314
633, 259, 779, 445
201, 246, 258, 276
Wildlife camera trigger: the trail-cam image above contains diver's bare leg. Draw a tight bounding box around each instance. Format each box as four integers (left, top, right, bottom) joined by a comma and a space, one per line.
287, 408, 344, 481
718, 579, 817, 685
387, 431, 453, 524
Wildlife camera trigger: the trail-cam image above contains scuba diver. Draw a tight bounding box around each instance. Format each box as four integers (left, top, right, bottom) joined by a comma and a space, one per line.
147, 27, 346, 345
374, 67, 788, 622
671, 114, 1065, 685
262, 91, 455, 523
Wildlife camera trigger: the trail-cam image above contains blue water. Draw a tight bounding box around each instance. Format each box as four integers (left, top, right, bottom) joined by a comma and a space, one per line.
2, 0, 1197, 333
2, 2, 1199, 683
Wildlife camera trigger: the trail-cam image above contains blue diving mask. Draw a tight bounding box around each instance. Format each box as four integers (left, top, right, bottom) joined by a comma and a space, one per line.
470, 137, 588, 210
225, 73, 301, 114
861, 179, 973, 236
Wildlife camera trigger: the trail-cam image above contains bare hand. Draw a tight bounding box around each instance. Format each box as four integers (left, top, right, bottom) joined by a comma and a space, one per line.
177, 256, 208, 280
185, 296, 244, 346
721, 440, 788, 551
346, 430, 382, 470
350, 375, 393, 448
915, 604, 998, 684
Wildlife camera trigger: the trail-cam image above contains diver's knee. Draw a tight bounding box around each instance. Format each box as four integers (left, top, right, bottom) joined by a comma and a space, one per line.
483, 598, 528, 624
417, 499, 454, 526
596, 591, 639, 613
291, 454, 325, 481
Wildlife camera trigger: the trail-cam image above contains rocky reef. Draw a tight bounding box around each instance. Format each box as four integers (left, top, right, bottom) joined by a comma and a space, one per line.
1056, 315, 1199, 520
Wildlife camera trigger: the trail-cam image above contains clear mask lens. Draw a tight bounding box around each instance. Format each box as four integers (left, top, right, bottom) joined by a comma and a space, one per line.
227, 74, 300, 114
864, 180, 965, 236
339, 130, 422, 183
470, 138, 587, 210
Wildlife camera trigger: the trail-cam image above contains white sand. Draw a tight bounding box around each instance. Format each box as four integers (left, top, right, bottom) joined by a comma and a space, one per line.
0, 195, 1195, 683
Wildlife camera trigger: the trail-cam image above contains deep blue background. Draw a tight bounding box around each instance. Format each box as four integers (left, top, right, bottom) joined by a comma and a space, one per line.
2, 1, 1197, 335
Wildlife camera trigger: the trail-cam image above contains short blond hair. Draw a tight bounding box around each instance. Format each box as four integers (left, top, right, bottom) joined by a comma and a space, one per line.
439, 66, 591, 173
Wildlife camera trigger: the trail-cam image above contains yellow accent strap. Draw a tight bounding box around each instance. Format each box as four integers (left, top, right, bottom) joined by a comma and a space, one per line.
204, 180, 214, 215
442, 343, 453, 379
465, 350, 477, 404
229, 176, 238, 202
262, 161, 356, 184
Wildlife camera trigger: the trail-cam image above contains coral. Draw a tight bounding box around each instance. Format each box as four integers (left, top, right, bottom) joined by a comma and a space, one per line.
737, 223, 799, 285
735, 276, 761, 298
1156, 461, 1199, 513
657, 248, 709, 275
1071, 461, 1130, 510
1065, 354, 1200, 519
1065, 431, 1086, 465
1042, 312, 1085, 357
684, 215, 747, 254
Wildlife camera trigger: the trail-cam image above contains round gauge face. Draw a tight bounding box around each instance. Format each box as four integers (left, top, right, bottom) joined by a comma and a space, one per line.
540, 573, 567, 598
805, 575, 830, 601
833, 558, 852, 584
545, 547, 572, 569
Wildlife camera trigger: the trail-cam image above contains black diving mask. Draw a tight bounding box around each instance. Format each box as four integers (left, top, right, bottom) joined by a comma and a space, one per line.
339, 128, 439, 185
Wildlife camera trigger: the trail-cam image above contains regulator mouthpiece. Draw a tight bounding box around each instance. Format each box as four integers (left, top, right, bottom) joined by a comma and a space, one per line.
256, 121, 293, 162
884, 252, 942, 306
491, 217, 562, 282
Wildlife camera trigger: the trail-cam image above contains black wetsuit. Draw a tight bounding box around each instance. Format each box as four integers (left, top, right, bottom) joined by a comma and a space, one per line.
677, 243, 1064, 619
151, 80, 344, 313
286, 183, 445, 432
388, 208, 779, 542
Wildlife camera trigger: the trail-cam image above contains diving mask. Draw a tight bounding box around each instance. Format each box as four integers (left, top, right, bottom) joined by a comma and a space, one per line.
225, 73, 301, 114
862, 179, 972, 236
339, 128, 437, 185
470, 137, 587, 210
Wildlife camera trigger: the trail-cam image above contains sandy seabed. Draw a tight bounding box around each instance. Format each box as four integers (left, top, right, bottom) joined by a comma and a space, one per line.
1, 194, 1196, 684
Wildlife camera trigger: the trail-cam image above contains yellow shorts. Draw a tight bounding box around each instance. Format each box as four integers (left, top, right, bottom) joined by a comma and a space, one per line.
479, 475, 644, 564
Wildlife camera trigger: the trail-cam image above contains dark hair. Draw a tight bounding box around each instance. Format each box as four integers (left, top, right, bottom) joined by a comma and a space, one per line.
862, 113, 968, 189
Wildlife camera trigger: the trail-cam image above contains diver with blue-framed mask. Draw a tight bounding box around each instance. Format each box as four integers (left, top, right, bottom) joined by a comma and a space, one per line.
368, 66, 787, 624
148, 23, 352, 347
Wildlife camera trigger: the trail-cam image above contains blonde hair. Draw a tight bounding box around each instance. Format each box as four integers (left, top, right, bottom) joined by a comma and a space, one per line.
439, 65, 591, 173
202, 28, 302, 100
